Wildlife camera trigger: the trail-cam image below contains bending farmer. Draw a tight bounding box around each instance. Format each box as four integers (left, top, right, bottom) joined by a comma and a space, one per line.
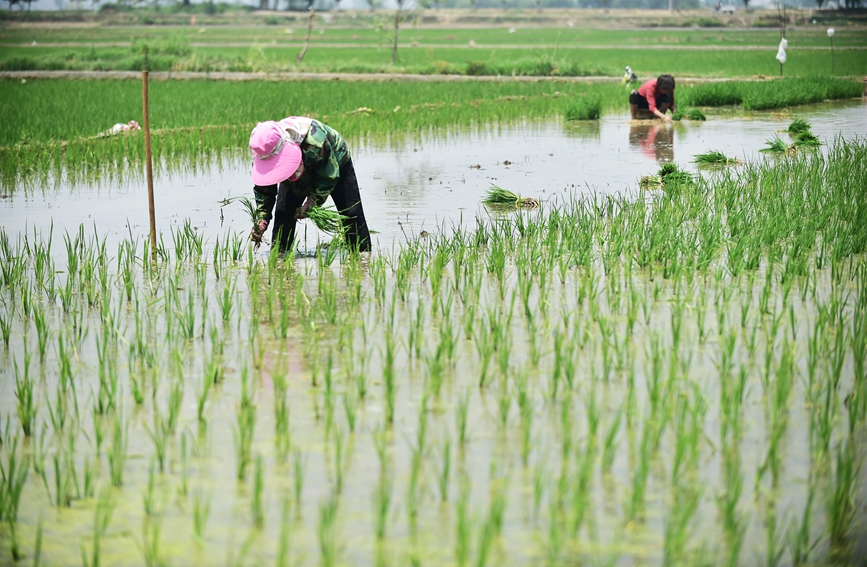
249, 117, 371, 252
629, 74, 676, 121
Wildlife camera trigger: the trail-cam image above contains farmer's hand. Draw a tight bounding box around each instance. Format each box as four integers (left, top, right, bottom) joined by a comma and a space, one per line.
295, 197, 316, 220
251, 219, 269, 248
663, 114, 673, 123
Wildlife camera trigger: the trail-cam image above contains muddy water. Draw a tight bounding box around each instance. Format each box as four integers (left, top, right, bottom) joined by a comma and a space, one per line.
1, 100, 866, 567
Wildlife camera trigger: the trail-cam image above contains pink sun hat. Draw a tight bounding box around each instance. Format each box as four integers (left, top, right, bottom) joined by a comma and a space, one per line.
249, 121, 302, 186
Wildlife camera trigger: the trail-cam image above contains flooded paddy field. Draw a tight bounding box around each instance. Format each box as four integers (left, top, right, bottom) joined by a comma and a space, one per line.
0, 100, 866, 567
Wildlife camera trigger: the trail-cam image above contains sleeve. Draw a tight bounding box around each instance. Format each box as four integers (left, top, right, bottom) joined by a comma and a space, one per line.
253, 184, 278, 221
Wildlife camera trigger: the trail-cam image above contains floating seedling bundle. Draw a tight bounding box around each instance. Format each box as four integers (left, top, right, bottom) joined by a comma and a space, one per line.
482, 184, 540, 209
693, 151, 743, 166
640, 162, 694, 189
672, 107, 707, 121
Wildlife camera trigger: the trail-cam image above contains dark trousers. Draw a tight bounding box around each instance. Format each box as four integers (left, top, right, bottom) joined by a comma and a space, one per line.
272, 159, 371, 253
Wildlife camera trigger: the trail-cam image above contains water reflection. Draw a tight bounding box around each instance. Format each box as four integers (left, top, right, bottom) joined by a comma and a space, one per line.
629, 122, 674, 163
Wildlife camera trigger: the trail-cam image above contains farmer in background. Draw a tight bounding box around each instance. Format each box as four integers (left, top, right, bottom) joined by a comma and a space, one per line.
249, 117, 371, 253
629, 74, 676, 121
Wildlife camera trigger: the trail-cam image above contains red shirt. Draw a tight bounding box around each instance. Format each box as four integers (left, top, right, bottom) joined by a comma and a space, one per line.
637, 78, 676, 114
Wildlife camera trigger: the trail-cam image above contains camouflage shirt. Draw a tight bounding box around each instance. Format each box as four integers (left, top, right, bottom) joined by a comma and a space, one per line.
254, 119, 351, 219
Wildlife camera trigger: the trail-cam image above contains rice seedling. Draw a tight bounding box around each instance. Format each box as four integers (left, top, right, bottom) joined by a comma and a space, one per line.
318, 491, 340, 567
672, 106, 707, 121
0, 437, 29, 560
145, 408, 170, 473
107, 412, 129, 487
80, 488, 115, 567
292, 447, 306, 506
305, 205, 347, 237
827, 437, 861, 559
693, 150, 741, 166
191, 488, 212, 541
787, 118, 812, 135
482, 184, 540, 209
563, 94, 602, 121
141, 460, 164, 517
233, 401, 256, 482
373, 472, 392, 540
760, 136, 791, 154
252, 455, 265, 527
454, 473, 472, 567
437, 435, 451, 502
13, 349, 36, 437
793, 131, 821, 148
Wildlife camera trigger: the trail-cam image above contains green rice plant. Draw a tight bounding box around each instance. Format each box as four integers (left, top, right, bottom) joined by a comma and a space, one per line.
107, 413, 129, 487
455, 474, 472, 567
693, 150, 741, 166
760, 136, 791, 154
318, 491, 340, 567
145, 408, 170, 473
252, 455, 265, 527
437, 435, 451, 502
601, 408, 623, 474
305, 205, 347, 236
787, 118, 811, 135
0, 436, 29, 560
192, 489, 212, 541
233, 400, 256, 482
382, 327, 396, 424
482, 184, 539, 209
793, 131, 821, 148
134, 515, 165, 567
373, 472, 392, 540
563, 94, 602, 121
672, 106, 707, 121
789, 483, 819, 566
80, 487, 114, 567
663, 483, 703, 567
13, 349, 36, 437
0, 308, 12, 347
277, 492, 291, 567
292, 447, 306, 506
828, 438, 861, 558
142, 460, 164, 517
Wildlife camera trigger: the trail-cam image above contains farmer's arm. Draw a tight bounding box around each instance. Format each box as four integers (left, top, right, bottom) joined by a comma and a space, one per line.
254, 184, 278, 221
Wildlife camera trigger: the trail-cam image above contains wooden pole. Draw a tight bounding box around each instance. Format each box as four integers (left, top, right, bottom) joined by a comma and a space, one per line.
142, 70, 157, 262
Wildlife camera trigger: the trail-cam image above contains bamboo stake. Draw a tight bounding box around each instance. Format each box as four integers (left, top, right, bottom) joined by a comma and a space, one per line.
296, 8, 315, 63
142, 70, 157, 262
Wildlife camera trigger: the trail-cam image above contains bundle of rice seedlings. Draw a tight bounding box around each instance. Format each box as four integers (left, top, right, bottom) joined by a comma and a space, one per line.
760, 136, 790, 154
693, 151, 742, 166
793, 131, 821, 147
672, 107, 707, 121
224, 196, 264, 228
658, 163, 693, 185
639, 175, 662, 189
787, 118, 812, 135
305, 205, 347, 235
482, 184, 540, 209
641, 163, 693, 190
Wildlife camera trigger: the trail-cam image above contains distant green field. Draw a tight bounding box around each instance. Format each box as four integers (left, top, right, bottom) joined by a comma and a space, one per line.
1, 44, 862, 78
2, 25, 867, 48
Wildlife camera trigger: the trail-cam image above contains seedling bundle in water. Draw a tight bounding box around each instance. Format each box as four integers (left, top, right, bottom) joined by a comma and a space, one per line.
482, 184, 540, 209
672, 107, 707, 121
693, 150, 742, 166
762, 119, 822, 154
640, 162, 694, 189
